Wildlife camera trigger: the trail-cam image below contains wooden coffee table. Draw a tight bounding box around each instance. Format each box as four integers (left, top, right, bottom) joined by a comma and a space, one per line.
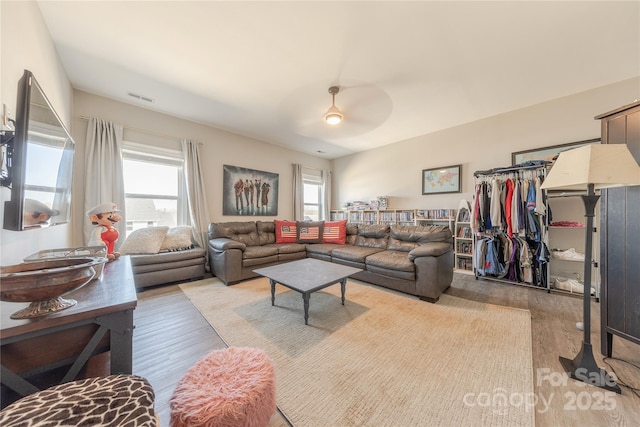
253, 258, 362, 325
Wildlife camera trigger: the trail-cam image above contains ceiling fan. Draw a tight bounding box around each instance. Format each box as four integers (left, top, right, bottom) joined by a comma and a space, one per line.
279, 80, 393, 142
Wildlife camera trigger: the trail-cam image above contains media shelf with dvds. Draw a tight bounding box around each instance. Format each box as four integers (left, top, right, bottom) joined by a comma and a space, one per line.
330, 208, 450, 228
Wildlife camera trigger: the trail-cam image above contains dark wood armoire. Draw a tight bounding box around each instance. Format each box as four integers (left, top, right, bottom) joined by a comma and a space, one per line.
595, 100, 640, 357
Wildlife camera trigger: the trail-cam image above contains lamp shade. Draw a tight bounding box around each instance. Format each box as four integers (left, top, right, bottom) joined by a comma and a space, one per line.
540, 144, 640, 191
324, 105, 343, 125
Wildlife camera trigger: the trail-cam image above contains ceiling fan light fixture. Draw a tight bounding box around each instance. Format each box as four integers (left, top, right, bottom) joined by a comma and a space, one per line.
325, 106, 343, 125
324, 86, 343, 125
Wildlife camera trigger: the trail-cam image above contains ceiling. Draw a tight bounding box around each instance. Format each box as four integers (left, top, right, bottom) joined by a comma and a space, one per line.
37, 1, 639, 159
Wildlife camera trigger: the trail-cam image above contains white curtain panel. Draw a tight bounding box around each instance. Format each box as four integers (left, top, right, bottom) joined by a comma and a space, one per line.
181, 139, 211, 270
322, 169, 332, 221
292, 163, 304, 220
83, 118, 126, 247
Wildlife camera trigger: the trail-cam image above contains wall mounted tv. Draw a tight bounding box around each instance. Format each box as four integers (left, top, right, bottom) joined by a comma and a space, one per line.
3, 70, 75, 231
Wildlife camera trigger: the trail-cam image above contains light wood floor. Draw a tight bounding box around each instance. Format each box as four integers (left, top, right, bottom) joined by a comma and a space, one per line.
133, 273, 640, 427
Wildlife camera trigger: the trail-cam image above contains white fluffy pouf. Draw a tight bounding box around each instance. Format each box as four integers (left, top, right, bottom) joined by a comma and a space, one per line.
169, 347, 276, 427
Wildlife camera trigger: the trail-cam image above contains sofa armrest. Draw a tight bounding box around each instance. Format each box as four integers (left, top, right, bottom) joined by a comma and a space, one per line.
207, 243, 243, 285
414, 250, 454, 302
209, 238, 247, 252
408, 242, 451, 260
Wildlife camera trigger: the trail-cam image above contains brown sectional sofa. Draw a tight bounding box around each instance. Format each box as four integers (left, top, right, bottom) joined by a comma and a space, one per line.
208, 220, 454, 302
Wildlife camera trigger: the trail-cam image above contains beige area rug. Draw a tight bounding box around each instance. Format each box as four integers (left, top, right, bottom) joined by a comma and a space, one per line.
180, 277, 534, 426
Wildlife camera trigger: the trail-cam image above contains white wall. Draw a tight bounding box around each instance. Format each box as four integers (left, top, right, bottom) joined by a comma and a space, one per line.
71, 91, 331, 246
331, 77, 640, 211
0, 1, 74, 265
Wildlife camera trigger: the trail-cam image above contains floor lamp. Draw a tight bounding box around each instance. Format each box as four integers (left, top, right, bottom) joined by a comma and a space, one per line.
541, 144, 640, 393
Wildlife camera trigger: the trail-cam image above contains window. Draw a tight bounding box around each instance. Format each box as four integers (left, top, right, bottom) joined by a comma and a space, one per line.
122, 143, 187, 237
303, 170, 323, 221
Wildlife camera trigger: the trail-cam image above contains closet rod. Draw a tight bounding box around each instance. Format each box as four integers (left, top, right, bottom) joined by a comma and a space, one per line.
78, 115, 199, 143
473, 162, 550, 177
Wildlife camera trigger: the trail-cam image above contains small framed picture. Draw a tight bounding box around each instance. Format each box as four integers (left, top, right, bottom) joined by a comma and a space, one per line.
422, 165, 461, 195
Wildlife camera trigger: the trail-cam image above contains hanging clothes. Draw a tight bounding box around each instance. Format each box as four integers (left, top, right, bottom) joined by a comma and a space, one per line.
473, 164, 549, 287
505, 179, 514, 237
474, 238, 488, 276
490, 178, 502, 230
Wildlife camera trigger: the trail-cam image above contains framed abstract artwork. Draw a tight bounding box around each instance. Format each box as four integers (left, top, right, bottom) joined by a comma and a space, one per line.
223, 164, 279, 216
422, 165, 461, 195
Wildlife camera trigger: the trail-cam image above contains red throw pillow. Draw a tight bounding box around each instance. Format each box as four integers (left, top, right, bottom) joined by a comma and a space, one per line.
322, 220, 347, 244
275, 220, 297, 243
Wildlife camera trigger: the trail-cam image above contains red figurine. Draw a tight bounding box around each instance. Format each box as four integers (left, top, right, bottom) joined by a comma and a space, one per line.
87, 202, 122, 261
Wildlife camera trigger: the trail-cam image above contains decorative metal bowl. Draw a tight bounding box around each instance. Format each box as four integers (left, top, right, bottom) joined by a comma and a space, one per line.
0, 257, 108, 319
23, 246, 108, 280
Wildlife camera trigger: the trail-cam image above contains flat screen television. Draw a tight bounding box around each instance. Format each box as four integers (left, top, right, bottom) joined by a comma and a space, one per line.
3, 70, 75, 231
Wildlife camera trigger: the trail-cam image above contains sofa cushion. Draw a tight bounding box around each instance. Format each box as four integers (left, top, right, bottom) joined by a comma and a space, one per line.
256, 220, 276, 245
119, 226, 169, 255
134, 264, 206, 289
354, 224, 389, 248
243, 246, 278, 259
322, 220, 347, 244
346, 223, 358, 245
296, 221, 323, 244
365, 250, 415, 273
130, 247, 206, 266
263, 243, 307, 254
278, 251, 307, 262
331, 245, 385, 263
132, 254, 206, 274
210, 222, 261, 246
366, 265, 416, 281
241, 246, 279, 268
130, 247, 206, 289
394, 224, 452, 242
387, 239, 416, 252
274, 220, 297, 243
242, 255, 279, 268
387, 225, 453, 252
306, 243, 342, 257
161, 226, 193, 251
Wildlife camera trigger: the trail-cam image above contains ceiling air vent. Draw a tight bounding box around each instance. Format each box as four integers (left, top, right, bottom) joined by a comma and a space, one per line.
127, 92, 154, 103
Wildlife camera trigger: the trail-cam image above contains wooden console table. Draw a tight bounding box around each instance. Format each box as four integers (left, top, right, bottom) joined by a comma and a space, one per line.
1, 256, 137, 408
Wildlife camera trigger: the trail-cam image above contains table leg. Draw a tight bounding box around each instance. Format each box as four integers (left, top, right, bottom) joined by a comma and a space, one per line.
270, 279, 276, 306
1, 365, 40, 397
97, 309, 134, 374
341, 279, 346, 305
302, 292, 310, 325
